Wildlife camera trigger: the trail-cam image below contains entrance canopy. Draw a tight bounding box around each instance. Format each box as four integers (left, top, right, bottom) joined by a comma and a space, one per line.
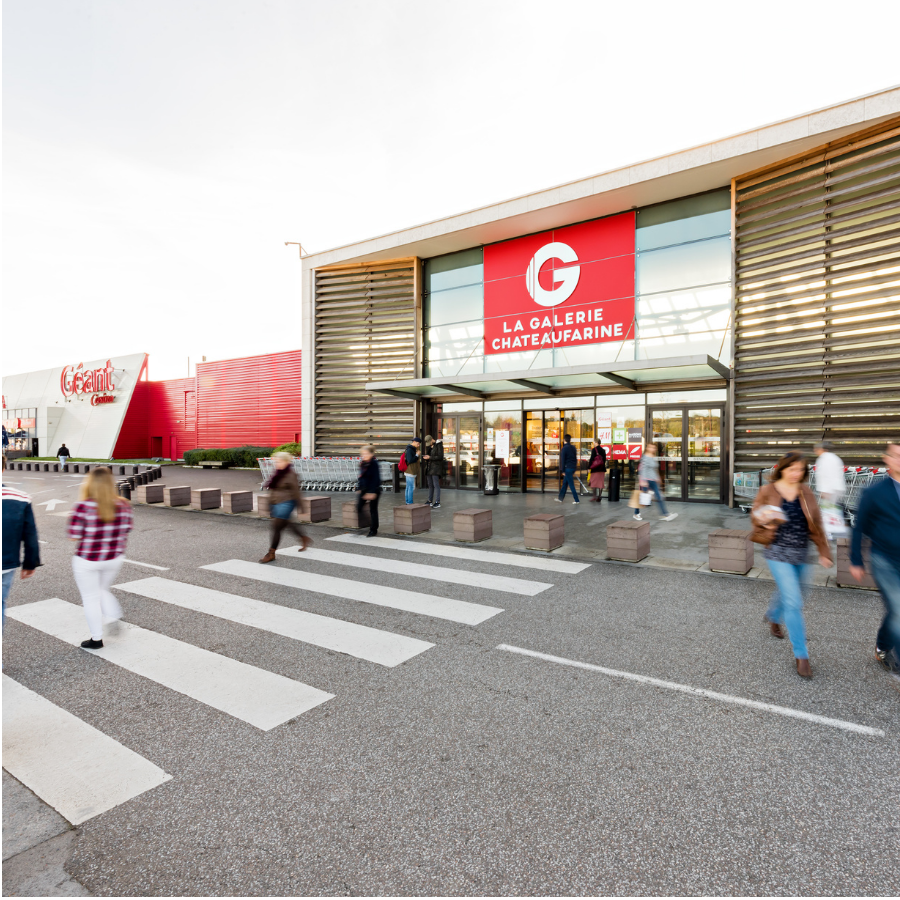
366, 354, 729, 403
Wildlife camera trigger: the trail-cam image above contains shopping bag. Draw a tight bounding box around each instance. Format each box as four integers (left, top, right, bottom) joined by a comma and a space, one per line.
820, 500, 847, 538
628, 489, 641, 509
639, 489, 652, 507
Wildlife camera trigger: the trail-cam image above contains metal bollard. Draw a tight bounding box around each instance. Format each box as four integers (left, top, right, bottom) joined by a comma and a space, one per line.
118, 482, 132, 500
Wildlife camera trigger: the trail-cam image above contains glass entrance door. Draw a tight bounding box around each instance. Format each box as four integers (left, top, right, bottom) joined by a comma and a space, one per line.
525, 409, 594, 492
437, 415, 482, 490
649, 405, 724, 502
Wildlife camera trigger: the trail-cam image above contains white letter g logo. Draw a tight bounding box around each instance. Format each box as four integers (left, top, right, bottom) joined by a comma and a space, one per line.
525, 241, 580, 307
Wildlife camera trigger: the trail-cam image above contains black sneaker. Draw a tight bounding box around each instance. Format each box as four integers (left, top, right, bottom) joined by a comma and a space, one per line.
431, 503, 441, 509
366, 531, 378, 538
81, 638, 104, 649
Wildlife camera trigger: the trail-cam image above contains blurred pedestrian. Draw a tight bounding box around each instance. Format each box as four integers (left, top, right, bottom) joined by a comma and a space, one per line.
633, 445, 677, 522
260, 452, 309, 563
3, 455, 41, 626
850, 441, 900, 688
814, 441, 847, 538
555, 434, 580, 504
57, 443, 71, 469
357, 444, 381, 538
752, 451, 832, 678
424, 434, 444, 509
401, 437, 420, 505
69, 466, 132, 649
587, 437, 606, 502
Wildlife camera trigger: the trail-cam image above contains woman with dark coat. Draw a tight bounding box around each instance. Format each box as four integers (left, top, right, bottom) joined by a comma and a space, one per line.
357, 444, 382, 537
260, 452, 309, 563
587, 438, 607, 502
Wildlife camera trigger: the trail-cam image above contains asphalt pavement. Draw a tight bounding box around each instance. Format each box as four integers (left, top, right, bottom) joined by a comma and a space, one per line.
2, 469, 897, 896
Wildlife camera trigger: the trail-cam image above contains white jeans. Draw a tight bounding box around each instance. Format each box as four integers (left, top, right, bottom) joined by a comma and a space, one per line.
72, 555, 124, 639
59, 456, 68, 468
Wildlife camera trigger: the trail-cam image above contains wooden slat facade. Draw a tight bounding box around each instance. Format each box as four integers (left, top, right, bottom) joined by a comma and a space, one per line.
313, 258, 419, 458
733, 118, 900, 468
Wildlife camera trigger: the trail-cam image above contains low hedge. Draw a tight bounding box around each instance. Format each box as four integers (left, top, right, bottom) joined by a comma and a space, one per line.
273, 442, 302, 456
183, 446, 273, 468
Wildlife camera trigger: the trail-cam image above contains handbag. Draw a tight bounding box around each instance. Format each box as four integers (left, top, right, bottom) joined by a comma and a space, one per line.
820, 500, 847, 538
639, 488, 652, 507
628, 489, 641, 509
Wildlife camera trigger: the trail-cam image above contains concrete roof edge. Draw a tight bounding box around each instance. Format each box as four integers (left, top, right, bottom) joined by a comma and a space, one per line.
302, 84, 900, 267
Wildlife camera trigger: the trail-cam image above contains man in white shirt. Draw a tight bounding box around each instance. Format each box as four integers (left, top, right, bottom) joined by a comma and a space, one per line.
814, 441, 846, 501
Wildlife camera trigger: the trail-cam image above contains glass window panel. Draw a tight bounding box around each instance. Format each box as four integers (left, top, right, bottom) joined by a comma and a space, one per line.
595, 392, 646, 406
484, 409, 523, 491
483, 348, 555, 372
687, 408, 722, 500
425, 321, 483, 361
425, 283, 484, 327
485, 400, 522, 411
552, 341, 632, 367
646, 388, 727, 404
636, 329, 730, 361
637, 190, 730, 230
441, 401, 483, 413
425, 248, 484, 293
523, 396, 595, 410
636, 237, 731, 294
425, 355, 485, 378
636, 210, 731, 251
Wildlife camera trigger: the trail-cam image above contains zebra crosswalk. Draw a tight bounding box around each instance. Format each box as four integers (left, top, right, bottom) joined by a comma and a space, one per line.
3, 535, 588, 825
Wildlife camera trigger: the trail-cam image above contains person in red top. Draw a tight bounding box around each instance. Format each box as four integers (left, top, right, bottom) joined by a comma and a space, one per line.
68, 467, 133, 649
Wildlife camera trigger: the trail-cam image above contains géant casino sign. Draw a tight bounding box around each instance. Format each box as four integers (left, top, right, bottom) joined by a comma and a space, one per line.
483, 212, 635, 355
60, 360, 117, 405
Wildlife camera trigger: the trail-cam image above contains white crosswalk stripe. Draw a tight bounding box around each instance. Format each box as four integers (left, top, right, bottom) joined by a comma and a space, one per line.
328, 533, 591, 574
7, 599, 334, 730
202, 559, 504, 624
118, 576, 436, 665
275, 546, 552, 596
2, 674, 172, 825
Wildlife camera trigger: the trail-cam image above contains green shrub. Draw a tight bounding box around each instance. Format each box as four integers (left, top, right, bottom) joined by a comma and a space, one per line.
273, 442, 302, 456
183, 446, 274, 467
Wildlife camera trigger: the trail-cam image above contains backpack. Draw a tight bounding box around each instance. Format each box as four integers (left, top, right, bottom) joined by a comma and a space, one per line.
398, 451, 408, 473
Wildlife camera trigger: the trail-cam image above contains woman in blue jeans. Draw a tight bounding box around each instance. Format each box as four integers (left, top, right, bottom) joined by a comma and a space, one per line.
751, 451, 832, 678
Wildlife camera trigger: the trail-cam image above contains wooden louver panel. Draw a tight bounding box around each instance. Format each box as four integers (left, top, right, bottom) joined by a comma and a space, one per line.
314, 258, 417, 458
733, 118, 900, 468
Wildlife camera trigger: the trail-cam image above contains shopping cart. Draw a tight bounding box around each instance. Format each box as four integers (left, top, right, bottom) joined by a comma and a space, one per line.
258, 456, 396, 493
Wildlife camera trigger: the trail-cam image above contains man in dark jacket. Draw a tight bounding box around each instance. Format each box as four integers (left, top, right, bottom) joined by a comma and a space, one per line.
851, 441, 900, 687
424, 435, 444, 509
357, 444, 382, 537
555, 434, 580, 504
56, 443, 71, 468
2, 455, 41, 624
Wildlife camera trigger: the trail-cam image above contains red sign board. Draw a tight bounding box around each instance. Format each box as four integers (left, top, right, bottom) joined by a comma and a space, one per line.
628, 444, 643, 460
611, 445, 628, 460
483, 213, 635, 355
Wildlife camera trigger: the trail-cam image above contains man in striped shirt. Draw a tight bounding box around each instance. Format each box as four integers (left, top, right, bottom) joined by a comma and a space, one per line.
2, 456, 41, 625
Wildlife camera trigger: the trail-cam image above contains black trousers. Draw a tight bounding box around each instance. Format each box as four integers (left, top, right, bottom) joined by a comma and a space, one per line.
270, 515, 305, 550
358, 491, 379, 534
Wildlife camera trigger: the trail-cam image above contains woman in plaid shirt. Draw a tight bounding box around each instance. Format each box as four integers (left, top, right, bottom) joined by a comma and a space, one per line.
68, 467, 133, 649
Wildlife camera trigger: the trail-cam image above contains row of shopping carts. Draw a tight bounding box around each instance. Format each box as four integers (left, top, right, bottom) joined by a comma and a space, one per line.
257, 457, 396, 492
733, 466, 887, 525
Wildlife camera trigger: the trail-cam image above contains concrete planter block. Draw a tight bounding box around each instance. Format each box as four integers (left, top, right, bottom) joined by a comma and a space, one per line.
836, 536, 878, 589
164, 486, 191, 507
454, 508, 492, 543
708, 529, 754, 575
342, 501, 371, 529
606, 520, 650, 562
394, 503, 431, 534
191, 488, 221, 510
223, 491, 253, 513
256, 494, 271, 517
525, 513, 564, 551
301, 495, 331, 523
135, 484, 165, 504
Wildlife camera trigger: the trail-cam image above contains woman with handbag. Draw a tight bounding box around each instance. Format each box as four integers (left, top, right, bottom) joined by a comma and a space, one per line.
259, 452, 310, 563
587, 438, 606, 502
633, 445, 677, 522
751, 451, 832, 678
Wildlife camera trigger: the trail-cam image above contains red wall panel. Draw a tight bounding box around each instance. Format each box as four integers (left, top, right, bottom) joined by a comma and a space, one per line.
196, 351, 301, 448
113, 374, 197, 459
112, 358, 151, 459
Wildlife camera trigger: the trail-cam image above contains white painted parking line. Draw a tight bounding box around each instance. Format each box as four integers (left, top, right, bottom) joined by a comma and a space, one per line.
496, 644, 885, 737
208, 558, 503, 624
119, 575, 434, 666
2, 674, 172, 825
123, 559, 170, 571
329, 533, 591, 574
277, 546, 552, 596
8, 599, 334, 731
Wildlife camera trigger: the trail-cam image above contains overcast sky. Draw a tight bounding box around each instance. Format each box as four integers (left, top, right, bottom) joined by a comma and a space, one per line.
4, 0, 899, 380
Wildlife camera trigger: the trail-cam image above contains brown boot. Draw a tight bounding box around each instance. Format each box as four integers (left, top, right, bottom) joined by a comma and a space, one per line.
259, 549, 276, 563
764, 616, 785, 639
796, 658, 812, 678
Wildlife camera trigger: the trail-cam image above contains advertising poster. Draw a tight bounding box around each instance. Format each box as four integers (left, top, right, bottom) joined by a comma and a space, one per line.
597, 427, 612, 444
612, 445, 628, 460
613, 428, 627, 444
496, 429, 510, 459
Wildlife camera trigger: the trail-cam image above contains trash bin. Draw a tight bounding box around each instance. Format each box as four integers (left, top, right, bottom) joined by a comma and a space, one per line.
608, 463, 621, 502
483, 464, 500, 496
